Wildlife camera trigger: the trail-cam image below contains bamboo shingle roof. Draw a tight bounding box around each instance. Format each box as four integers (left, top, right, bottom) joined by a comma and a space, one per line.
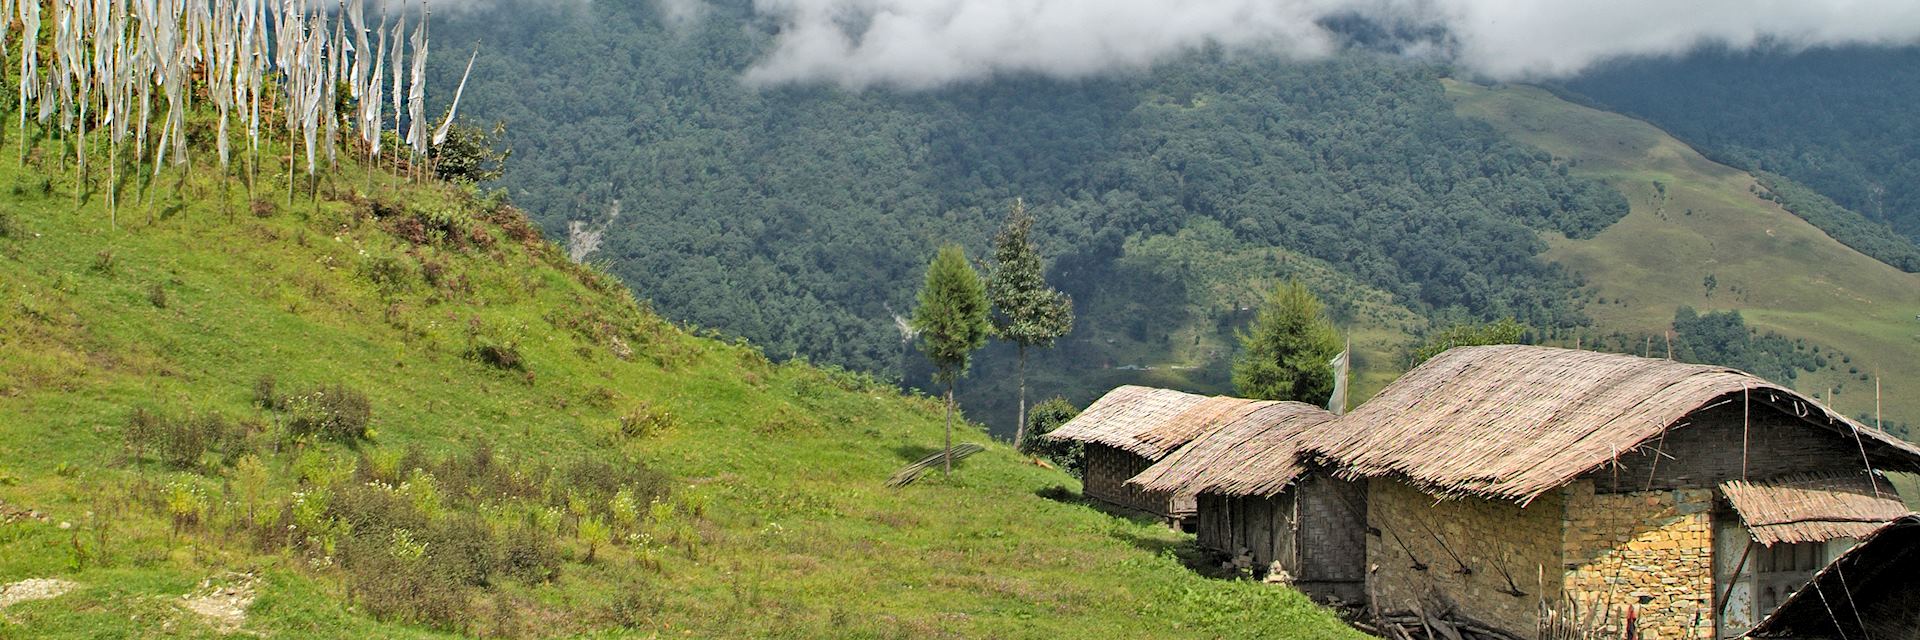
1721, 473, 1914, 546
1127, 401, 1338, 496
1043, 386, 1275, 460
1283, 345, 1920, 503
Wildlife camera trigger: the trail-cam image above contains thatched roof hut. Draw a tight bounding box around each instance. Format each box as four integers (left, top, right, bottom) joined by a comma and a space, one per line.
1044, 385, 1277, 519
1043, 385, 1275, 459
1126, 401, 1337, 497
1744, 515, 1920, 638
1283, 345, 1920, 504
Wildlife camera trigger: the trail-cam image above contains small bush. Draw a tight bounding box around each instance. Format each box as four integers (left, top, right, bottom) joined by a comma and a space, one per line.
125, 408, 250, 470
471, 339, 524, 371
344, 542, 471, 630
249, 199, 277, 218
618, 402, 676, 439
419, 258, 449, 288
603, 574, 663, 628
579, 516, 611, 562
363, 254, 417, 295
0, 209, 16, 237
500, 522, 561, 584
431, 120, 510, 185
584, 387, 618, 410
10, 175, 52, 197
90, 250, 116, 275
253, 376, 279, 410
1021, 397, 1085, 478
147, 282, 169, 308
282, 384, 374, 442
425, 515, 500, 587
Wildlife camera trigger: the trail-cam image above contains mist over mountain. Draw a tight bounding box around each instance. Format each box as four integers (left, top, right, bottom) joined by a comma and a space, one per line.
737, 0, 1920, 87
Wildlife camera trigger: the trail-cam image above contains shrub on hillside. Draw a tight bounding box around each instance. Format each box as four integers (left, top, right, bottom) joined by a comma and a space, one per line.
1020, 397, 1084, 478
557, 458, 672, 515
430, 120, 510, 185
618, 402, 677, 439
470, 339, 523, 371
500, 521, 562, 584
281, 384, 374, 442
362, 254, 418, 296
125, 408, 253, 470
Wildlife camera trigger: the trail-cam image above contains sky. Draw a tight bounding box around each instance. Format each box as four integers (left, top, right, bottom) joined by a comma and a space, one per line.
719, 0, 1920, 89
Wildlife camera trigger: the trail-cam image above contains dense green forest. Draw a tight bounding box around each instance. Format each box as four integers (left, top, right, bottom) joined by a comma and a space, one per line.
430, 0, 1625, 430
1564, 45, 1920, 255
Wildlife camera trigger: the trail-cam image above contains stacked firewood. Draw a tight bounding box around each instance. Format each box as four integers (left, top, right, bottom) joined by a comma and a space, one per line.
1366, 608, 1530, 640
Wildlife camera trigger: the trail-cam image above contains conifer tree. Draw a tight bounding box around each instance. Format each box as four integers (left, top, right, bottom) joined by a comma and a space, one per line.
1232, 280, 1342, 404
984, 198, 1073, 449
912, 244, 991, 477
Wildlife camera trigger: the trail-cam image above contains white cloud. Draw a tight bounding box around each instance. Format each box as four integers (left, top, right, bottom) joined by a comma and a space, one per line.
739, 0, 1920, 88
658, 0, 707, 30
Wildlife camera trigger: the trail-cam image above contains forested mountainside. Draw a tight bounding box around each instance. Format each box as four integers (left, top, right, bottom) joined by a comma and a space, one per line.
428, 0, 1626, 428
1564, 45, 1920, 261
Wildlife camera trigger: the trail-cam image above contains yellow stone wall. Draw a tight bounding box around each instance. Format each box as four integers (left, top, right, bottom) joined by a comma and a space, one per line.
1560, 481, 1716, 640
1367, 480, 1564, 633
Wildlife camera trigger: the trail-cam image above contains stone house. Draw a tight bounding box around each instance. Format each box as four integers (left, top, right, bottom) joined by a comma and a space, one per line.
1043, 385, 1289, 522
1158, 346, 1920, 639
1745, 514, 1920, 638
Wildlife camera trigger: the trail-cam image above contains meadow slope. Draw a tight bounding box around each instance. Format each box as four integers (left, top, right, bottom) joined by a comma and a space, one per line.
0, 152, 1361, 638
1447, 80, 1920, 426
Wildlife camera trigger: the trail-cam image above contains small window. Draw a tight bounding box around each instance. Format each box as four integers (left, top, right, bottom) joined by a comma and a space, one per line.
1750, 542, 1837, 624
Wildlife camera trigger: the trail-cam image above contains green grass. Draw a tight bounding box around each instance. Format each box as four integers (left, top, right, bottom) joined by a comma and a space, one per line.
1446, 80, 1920, 428
0, 137, 1362, 638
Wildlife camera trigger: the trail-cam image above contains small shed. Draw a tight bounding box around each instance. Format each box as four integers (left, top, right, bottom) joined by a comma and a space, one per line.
1125, 401, 1356, 600
1744, 514, 1920, 638
1043, 386, 1273, 521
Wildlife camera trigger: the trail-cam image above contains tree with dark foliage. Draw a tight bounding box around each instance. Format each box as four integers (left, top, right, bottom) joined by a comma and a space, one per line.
913, 245, 992, 476
1233, 281, 1342, 405
985, 199, 1075, 448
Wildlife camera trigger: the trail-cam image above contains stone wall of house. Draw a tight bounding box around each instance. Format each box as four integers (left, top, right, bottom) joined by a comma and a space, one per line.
1561, 481, 1716, 640
1083, 444, 1177, 518
1368, 480, 1564, 634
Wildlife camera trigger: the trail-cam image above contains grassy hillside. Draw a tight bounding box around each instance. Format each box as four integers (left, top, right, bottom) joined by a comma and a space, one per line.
1446, 80, 1920, 428
0, 152, 1363, 638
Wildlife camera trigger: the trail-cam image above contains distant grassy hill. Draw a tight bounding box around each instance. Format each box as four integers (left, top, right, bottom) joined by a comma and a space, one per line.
1446, 80, 1920, 429
0, 151, 1362, 638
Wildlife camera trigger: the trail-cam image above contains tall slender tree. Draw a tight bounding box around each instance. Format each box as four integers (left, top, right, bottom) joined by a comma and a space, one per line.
912, 244, 991, 477
1232, 280, 1342, 404
983, 198, 1073, 449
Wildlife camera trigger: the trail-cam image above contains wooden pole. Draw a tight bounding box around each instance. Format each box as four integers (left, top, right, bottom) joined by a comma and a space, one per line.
1741, 385, 1750, 481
